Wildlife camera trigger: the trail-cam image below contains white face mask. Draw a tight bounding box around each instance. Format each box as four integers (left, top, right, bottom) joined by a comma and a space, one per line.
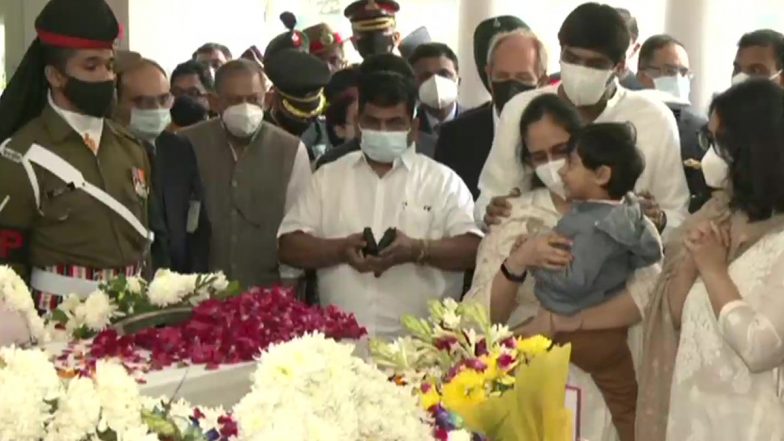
360, 129, 411, 163
222, 103, 264, 138
559, 61, 614, 106
534, 158, 567, 199
653, 75, 692, 102
732, 70, 783, 86
129, 108, 171, 141
701, 147, 730, 189
418, 74, 459, 110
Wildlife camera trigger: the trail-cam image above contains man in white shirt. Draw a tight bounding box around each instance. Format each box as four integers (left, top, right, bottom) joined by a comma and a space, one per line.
278, 71, 482, 339
477, 3, 689, 236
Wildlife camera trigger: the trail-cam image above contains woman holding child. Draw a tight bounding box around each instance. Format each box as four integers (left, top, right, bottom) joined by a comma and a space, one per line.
639, 79, 784, 441
465, 93, 661, 441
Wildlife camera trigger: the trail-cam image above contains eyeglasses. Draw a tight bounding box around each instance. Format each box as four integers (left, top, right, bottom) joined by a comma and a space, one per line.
643, 65, 693, 78
172, 87, 206, 99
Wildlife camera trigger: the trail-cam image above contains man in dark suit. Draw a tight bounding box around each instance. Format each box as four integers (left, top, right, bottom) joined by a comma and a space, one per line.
409, 42, 463, 158
434, 17, 547, 199
116, 58, 210, 273
636, 34, 711, 212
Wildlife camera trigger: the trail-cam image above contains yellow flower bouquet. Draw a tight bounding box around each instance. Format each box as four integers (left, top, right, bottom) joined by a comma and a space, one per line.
371, 299, 573, 441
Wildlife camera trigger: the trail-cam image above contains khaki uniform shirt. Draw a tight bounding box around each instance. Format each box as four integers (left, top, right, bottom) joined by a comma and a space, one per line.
181, 119, 300, 289
0, 104, 151, 279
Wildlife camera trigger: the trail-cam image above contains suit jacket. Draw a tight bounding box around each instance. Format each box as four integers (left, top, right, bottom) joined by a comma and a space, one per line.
415, 105, 464, 158
433, 102, 495, 200
152, 131, 210, 273
668, 102, 711, 212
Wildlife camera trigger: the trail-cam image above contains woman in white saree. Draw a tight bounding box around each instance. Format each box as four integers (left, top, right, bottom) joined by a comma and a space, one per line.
465, 94, 660, 441
638, 80, 784, 441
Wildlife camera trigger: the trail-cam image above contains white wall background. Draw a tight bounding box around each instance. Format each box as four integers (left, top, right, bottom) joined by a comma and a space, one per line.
1, 0, 784, 109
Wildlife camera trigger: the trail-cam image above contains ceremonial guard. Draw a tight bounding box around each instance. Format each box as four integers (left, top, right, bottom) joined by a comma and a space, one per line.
0, 0, 153, 313
344, 0, 402, 59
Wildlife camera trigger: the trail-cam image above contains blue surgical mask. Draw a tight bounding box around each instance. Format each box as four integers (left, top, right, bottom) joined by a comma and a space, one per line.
360, 129, 411, 163
653, 75, 691, 102
129, 108, 171, 141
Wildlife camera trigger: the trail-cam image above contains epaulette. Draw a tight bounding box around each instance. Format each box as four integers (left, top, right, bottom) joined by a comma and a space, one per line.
105, 120, 144, 145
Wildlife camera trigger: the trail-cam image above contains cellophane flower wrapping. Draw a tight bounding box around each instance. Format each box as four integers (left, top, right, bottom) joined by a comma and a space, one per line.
371, 299, 574, 441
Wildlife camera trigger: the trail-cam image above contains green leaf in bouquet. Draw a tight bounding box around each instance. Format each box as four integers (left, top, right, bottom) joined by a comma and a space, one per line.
50, 308, 69, 325
401, 315, 433, 341
97, 429, 119, 441
72, 325, 96, 340
214, 280, 241, 301
142, 408, 182, 439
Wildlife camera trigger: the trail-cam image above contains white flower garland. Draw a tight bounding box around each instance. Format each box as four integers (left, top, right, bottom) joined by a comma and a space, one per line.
0, 265, 49, 344
0, 346, 161, 441
233, 333, 435, 441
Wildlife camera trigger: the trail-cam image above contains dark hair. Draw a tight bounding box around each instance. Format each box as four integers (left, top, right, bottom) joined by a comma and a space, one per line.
569, 122, 644, 199
638, 34, 684, 70
358, 71, 417, 118
359, 53, 415, 79
325, 65, 360, 102
171, 60, 215, 91
738, 29, 784, 70
325, 91, 358, 146
408, 42, 459, 73
193, 42, 233, 60
213, 59, 264, 92
558, 3, 630, 65
614, 7, 639, 42
116, 59, 167, 99
519, 94, 582, 188
710, 79, 784, 221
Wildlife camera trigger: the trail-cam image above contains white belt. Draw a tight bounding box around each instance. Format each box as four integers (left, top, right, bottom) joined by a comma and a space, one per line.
30, 268, 100, 298
23, 144, 153, 242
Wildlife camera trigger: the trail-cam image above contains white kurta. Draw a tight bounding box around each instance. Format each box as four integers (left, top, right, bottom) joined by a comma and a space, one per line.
475, 83, 690, 238
464, 188, 660, 441
667, 229, 784, 441
279, 147, 482, 339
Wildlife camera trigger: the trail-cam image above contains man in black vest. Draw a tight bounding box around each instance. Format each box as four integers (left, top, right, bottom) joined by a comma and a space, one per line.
434, 17, 547, 199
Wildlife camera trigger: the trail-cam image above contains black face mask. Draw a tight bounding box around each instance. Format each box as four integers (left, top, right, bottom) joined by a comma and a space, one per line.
356, 33, 395, 58
170, 95, 209, 128
491, 80, 537, 113
62, 76, 116, 118
275, 109, 313, 137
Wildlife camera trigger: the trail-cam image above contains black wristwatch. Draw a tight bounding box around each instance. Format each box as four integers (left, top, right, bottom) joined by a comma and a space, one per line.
501, 260, 527, 283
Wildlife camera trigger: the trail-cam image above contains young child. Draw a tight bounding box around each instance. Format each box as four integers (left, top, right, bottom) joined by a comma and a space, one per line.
531, 122, 662, 441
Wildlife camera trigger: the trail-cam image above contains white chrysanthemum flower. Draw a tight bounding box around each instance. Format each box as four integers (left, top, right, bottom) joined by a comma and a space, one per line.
117, 425, 160, 441
83, 291, 119, 331
234, 333, 434, 441
125, 276, 144, 295
147, 270, 198, 307
447, 430, 472, 441
94, 361, 144, 435
45, 377, 101, 441
0, 265, 49, 343
210, 271, 230, 291
0, 347, 64, 441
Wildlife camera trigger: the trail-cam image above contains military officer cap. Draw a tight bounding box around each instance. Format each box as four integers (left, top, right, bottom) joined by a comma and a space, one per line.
264, 12, 309, 61
344, 0, 400, 33
474, 15, 530, 92
399, 26, 432, 60
303, 23, 346, 55
266, 49, 331, 119
0, 0, 121, 141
